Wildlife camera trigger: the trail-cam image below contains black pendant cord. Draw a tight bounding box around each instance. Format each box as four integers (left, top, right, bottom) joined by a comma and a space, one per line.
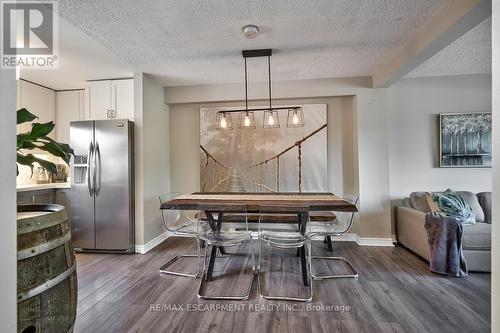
268, 55, 272, 110
244, 57, 248, 113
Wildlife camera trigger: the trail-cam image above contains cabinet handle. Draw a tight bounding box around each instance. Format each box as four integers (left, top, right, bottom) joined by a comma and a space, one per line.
106, 109, 111, 118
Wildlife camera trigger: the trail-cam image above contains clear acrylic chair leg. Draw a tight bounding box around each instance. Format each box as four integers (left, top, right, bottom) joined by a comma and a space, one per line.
308, 237, 359, 280
159, 235, 203, 278
257, 239, 313, 302
197, 240, 255, 301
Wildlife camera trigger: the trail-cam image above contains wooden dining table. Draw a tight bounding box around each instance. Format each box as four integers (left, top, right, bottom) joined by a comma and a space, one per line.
160, 192, 358, 286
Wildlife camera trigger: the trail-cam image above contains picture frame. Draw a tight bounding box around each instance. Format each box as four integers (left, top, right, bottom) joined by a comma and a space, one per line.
439, 112, 492, 168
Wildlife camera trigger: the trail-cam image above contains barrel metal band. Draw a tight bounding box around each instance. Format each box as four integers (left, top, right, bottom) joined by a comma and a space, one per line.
17, 262, 76, 303
17, 232, 72, 260
17, 210, 68, 234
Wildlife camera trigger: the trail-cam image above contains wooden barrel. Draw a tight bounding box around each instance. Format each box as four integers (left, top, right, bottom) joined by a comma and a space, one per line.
17, 204, 77, 333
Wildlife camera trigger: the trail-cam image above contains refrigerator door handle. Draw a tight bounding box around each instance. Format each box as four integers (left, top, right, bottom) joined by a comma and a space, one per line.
87, 142, 94, 196
94, 141, 102, 197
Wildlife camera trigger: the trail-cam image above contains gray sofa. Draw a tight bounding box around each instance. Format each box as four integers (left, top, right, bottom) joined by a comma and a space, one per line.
396, 191, 491, 272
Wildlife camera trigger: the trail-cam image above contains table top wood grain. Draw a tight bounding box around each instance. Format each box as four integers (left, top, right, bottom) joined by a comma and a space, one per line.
160, 192, 357, 212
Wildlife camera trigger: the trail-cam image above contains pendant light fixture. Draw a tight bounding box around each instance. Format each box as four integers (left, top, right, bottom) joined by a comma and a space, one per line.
286, 107, 305, 128
263, 55, 280, 129
239, 53, 256, 129
216, 49, 303, 130
216, 111, 233, 130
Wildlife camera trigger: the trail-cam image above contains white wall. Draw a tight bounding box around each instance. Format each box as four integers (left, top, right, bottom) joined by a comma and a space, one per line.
388, 74, 492, 201
0, 70, 17, 331
134, 73, 170, 247
166, 78, 392, 240
491, 0, 499, 330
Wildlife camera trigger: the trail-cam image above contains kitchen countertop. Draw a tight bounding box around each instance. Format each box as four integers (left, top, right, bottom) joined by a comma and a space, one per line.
17, 182, 71, 192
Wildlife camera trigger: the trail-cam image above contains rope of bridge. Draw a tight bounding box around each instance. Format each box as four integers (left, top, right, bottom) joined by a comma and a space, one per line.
245, 123, 327, 192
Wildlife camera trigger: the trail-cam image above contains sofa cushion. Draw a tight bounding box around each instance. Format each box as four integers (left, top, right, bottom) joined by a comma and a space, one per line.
462, 222, 491, 251
410, 192, 432, 212
477, 192, 492, 223
456, 191, 484, 222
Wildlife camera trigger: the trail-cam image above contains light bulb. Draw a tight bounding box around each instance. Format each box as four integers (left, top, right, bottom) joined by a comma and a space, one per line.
220, 117, 227, 128
292, 112, 299, 125
268, 114, 275, 126
244, 115, 251, 127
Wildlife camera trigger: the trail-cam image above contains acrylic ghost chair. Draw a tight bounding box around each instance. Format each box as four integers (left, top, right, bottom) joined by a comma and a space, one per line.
307, 194, 360, 280
158, 193, 204, 278
196, 203, 255, 300
256, 204, 313, 302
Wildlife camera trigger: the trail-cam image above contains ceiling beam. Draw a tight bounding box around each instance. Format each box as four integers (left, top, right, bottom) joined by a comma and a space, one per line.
372, 0, 491, 88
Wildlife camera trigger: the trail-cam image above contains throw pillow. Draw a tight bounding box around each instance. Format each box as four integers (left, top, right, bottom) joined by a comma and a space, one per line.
432, 190, 475, 224
425, 192, 442, 213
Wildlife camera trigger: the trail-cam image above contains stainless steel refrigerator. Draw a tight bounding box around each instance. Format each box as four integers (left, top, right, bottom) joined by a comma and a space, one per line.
70, 119, 134, 253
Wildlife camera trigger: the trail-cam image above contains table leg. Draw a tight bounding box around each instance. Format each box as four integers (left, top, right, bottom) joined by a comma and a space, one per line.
204, 211, 225, 281
326, 235, 333, 252
298, 212, 309, 287
205, 246, 218, 281
300, 246, 309, 286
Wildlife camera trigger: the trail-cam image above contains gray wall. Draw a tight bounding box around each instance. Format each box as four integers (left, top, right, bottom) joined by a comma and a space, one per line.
0, 71, 17, 331
388, 74, 492, 234
134, 73, 171, 246
388, 74, 492, 201
491, 2, 499, 330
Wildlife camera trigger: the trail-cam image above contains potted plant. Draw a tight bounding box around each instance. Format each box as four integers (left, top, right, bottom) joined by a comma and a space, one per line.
16, 108, 77, 333
16, 108, 74, 175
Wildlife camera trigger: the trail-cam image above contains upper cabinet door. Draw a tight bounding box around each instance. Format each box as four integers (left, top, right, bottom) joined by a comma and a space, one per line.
56, 90, 85, 144
112, 79, 134, 120
88, 80, 111, 120
18, 80, 56, 138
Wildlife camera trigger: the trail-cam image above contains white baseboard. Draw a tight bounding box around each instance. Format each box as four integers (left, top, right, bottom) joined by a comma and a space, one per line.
135, 231, 394, 254
135, 231, 170, 254
313, 233, 394, 247
356, 235, 395, 247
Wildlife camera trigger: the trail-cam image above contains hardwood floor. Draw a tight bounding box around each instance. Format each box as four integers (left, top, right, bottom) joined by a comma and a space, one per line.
74, 238, 490, 333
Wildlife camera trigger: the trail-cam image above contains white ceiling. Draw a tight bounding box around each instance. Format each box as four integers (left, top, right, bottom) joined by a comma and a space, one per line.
20, 16, 133, 90
406, 16, 491, 78
54, 0, 457, 87
22, 0, 491, 89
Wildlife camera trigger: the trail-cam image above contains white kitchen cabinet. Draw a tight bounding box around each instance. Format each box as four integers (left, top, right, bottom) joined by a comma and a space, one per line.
18, 80, 56, 138
112, 79, 134, 120
56, 90, 85, 143
87, 80, 111, 120
87, 79, 134, 121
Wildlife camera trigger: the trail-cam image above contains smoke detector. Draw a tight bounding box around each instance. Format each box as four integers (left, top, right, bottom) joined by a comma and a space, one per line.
242, 25, 259, 39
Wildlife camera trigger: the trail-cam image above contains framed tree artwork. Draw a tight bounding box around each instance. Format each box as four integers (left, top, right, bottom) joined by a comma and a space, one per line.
439, 112, 492, 168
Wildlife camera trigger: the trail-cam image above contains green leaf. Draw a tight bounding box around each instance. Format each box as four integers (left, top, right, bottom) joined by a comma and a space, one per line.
16, 153, 35, 176
17, 132, 32, 147
17, 141, 38, 150
39, 136, 75, 165
39, 141, 69, 163
17, 153, 57, 174
17, 108, 38, 124
30, 122, 55, 138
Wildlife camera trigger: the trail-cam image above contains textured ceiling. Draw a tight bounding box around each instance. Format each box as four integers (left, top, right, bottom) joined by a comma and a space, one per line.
21, 16, 133, 90
406, 16, 491, 78
56, 0, 454, 86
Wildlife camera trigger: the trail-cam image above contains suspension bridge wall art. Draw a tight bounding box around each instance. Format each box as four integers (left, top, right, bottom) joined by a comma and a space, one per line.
200, 104, 328, 192
439, 112, 492, 168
